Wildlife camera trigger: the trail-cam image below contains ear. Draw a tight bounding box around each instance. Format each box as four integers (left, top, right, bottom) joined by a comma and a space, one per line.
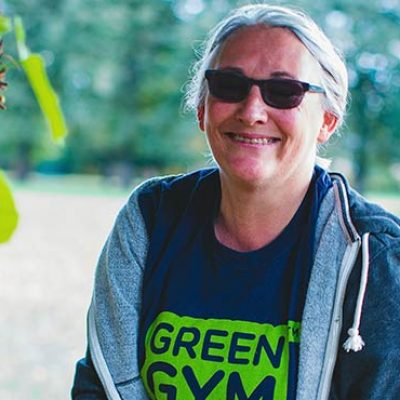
317, 111, 338, 144
197, 105, 205, 132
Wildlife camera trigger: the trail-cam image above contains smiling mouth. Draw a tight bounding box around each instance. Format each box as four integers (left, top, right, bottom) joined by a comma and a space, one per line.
228, 133, 281, 145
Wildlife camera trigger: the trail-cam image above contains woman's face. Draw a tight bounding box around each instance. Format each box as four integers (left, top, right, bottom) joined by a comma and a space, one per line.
198, 25, 337, 190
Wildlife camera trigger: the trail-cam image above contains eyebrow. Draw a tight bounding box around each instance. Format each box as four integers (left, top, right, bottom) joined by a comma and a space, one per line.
218, 67, 297, 80
269, 70, 297, 80
218, 67, 243, 73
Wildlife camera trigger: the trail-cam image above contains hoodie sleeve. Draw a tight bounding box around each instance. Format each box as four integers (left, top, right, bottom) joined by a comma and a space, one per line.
73, 178, 161, 400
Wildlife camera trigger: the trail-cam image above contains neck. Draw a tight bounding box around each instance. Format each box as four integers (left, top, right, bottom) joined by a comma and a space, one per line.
215, 171, 313, 252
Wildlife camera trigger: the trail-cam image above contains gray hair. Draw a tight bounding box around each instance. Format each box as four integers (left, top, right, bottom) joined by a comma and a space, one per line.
185, 4, 348, 128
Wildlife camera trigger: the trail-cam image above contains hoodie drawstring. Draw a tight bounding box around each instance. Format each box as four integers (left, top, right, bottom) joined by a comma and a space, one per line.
343, 232, 371, 352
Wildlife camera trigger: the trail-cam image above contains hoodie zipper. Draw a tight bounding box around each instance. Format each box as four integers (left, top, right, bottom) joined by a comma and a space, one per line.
316, 178, 362, 400
317, 239, 361, 400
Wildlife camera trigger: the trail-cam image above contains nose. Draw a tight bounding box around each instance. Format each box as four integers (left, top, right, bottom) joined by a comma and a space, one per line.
235, 85, 269, 126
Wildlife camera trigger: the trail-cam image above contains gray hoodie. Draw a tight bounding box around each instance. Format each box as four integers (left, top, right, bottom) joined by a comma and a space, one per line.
84, 171, 400, 399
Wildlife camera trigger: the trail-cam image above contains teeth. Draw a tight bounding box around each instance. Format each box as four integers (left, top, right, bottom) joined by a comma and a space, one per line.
232, 134, 277, 145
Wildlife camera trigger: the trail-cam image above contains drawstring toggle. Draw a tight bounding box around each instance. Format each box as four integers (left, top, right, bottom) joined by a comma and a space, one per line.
343, 328, 365, 352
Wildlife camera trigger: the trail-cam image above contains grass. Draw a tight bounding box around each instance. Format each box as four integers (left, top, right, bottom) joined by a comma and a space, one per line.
8, 173, 135, 197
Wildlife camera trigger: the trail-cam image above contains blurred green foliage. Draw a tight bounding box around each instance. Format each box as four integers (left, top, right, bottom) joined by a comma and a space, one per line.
1, 13, 68, 242
0, 0, 399, 191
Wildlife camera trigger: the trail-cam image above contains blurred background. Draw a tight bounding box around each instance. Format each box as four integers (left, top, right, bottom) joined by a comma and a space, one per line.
0, 0, 399, 398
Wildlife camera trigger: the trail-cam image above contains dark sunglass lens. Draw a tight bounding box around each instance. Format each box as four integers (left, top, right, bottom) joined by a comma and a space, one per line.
208, 71, 249, 102
263, 80, 305, 109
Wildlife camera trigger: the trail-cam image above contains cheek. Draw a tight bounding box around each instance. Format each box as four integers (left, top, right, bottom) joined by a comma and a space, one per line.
209, 98, 235, 113
285, 105, 324, 141
205, 100, 236, 128
270, 110, 299, 134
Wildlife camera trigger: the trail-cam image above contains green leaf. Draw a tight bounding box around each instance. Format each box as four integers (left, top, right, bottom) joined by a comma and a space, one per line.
20, 54, 68, 141
0, 15, 11, 36
0, 170, 18, 243
14, 16, 68, 141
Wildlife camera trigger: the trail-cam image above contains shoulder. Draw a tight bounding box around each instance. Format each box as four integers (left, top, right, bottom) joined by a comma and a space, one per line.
342, 178, 400, 278
326, 172, 399, 265
130, 167, 219, 202
122, 168, 220, 232
347, 184, 400, 254
329, 173, 400, 236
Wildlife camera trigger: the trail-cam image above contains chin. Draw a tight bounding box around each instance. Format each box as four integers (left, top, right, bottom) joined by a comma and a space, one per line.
230, 168, 275, 188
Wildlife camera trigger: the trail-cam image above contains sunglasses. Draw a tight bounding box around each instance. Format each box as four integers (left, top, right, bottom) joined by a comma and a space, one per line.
205, 69, 325, 109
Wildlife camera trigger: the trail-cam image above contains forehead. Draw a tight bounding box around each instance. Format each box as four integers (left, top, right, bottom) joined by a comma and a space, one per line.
214, 25, 321, 80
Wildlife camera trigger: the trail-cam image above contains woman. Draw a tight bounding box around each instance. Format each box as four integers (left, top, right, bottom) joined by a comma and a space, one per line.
72, 4, 400, 400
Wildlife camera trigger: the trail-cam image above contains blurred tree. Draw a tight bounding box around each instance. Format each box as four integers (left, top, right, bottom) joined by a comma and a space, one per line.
0, 0, 399, 191
2, 0, 212, 177
318, 0, 400, 191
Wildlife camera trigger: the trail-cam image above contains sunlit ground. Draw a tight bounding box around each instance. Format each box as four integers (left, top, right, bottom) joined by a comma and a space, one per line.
0, 177, 128, 399
0, 175, 398, 399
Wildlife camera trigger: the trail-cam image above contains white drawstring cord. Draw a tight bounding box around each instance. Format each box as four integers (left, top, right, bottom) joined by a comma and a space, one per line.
343, 232, 371, 352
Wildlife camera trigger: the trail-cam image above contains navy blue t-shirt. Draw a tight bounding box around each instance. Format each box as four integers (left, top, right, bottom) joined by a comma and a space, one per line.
139, 167, 332, 400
